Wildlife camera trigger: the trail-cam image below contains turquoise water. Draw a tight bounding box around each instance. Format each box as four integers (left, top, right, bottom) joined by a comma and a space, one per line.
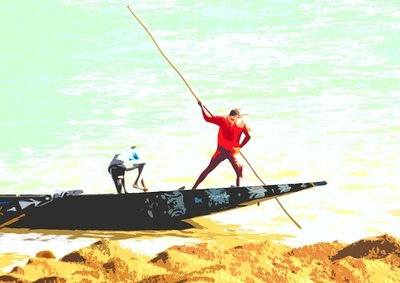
1, 0, 399, 256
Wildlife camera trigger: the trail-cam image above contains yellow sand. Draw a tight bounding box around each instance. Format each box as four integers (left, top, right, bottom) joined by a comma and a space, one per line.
1, 234, 400, 283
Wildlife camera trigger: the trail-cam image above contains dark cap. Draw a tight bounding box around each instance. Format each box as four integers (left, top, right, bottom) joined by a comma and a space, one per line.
229, 109, 240, 117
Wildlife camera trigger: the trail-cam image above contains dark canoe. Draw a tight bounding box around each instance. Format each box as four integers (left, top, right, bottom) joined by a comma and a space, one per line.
0, 181, 327, 230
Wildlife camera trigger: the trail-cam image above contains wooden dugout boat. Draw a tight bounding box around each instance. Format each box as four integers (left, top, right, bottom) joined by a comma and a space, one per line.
0, 181, 327, 230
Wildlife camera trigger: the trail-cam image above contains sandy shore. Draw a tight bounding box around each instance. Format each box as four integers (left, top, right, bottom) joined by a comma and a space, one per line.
0, 233, 399, 283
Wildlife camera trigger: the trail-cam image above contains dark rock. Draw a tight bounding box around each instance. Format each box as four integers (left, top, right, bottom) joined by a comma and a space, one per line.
330, 234, 400, 261
60, 251, 86, 263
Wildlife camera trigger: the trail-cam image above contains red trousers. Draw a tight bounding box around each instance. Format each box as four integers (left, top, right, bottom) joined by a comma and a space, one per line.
192, 146, 243, 189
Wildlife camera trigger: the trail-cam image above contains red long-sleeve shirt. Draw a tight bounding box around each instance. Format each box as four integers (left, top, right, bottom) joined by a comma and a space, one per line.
201, 107, 251, 153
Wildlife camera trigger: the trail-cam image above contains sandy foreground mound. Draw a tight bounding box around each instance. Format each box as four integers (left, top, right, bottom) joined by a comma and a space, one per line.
0, 234, 399, 283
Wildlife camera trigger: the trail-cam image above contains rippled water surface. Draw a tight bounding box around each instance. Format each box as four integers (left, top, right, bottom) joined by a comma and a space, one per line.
1, 0, 399, 257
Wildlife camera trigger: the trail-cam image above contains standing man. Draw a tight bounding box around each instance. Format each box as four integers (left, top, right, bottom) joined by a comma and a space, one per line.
192, 101, 251, 190
108, 146, 148, 193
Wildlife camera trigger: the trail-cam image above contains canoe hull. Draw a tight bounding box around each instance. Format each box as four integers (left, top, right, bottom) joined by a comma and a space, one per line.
0, 181, 327, 230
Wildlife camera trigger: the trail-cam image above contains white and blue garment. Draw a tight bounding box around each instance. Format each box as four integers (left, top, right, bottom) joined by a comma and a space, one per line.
123, 148, 144, 166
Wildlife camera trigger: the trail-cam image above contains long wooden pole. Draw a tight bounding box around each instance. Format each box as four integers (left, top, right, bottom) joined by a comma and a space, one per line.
127, 5, 301, 229
239, 152, 302, 228
127, 6, 201, 104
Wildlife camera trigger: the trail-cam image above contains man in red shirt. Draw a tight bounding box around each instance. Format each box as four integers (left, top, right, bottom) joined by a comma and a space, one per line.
192, 101, 251, 190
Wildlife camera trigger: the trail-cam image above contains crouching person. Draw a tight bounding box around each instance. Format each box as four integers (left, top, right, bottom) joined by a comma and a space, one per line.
108, 146, 148, 193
